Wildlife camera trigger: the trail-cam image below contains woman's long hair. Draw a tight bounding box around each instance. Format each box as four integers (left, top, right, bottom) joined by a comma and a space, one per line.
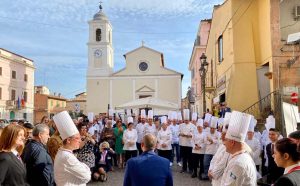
0, 124, 25, 154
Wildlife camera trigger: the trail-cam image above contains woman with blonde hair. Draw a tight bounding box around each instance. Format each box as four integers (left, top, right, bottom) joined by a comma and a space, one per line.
93, 141, 115, 182
0, 124, 28, 185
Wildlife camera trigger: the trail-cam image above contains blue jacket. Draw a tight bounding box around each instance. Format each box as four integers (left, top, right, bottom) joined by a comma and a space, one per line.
22, 140, 55, 186
123, 151, 173, 186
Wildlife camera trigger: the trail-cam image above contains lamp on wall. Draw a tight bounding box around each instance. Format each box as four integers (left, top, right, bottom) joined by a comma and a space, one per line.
199, 53, 209, 113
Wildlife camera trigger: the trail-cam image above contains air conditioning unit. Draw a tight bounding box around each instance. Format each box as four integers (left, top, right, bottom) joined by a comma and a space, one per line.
6, 100, 15, 106
295, 5, 300, 18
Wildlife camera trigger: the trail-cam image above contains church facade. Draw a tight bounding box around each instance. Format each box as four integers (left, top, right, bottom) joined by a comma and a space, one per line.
86, 6, 182, 115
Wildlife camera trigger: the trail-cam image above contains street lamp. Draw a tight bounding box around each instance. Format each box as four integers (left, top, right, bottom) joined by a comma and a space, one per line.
199, 53, 209, 113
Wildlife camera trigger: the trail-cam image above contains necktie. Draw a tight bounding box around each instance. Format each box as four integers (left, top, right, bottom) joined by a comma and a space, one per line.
271, 144, 274, 155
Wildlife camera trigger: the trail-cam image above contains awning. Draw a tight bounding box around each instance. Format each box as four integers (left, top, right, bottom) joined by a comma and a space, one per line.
115, 97, 179, 110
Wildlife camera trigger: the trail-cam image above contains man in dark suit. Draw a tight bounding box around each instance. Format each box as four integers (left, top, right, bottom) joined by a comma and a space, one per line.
218, 102, 231, 118
22, 124, 55, 186
123, 134, 173, 186
266, 128, 284, 184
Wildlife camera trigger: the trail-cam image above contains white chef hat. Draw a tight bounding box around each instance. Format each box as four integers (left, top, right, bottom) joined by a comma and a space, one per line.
248, 116, 257, 132
148, 110, 153, 119
161, 116, 167, 124
192, 112, 198, 121
217, 118, 224, 128
265, 115, 275, 131
168, 111, 173, 120
109, 109, 114, 117
196, 118, 204, 127
127, 116, 133, 124
53, 111, 79, 140
225, 111, 252, 142
140, 109, 146, 118
204, 113, 212, 123
126, 109, 131, 116
223, 112, 232, 126
210, 116, 218, 128
88, 112, 94, 122
177, 112, 183, 120
172, 111, 177, 120
183, 109, 190, 120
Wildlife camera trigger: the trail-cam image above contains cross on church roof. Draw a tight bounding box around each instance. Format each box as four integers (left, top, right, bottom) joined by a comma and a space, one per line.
99, 1, 103, 11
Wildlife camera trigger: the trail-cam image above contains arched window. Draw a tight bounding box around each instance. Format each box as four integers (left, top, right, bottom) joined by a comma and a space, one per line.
96, 29, 101, 42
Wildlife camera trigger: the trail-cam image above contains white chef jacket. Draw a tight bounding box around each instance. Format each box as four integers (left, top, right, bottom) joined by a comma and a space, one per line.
245, 138, 261, 165
254, 131, 261, 141
123, 129, 138, 151
135, 123, 145, 143
209, 144, 231, 186
204, 130, 220, 155
157, 129, 172, 150
192, 131, 206, 154
88, 124, 99, 136
169, 124, 179, 144
178, 123, 194, 147
143, 123, 157, 136
220, 151, 257, 186
54, 148, 91, 186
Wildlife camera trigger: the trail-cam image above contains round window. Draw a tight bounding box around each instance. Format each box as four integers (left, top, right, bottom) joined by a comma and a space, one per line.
139, 62, 148, 71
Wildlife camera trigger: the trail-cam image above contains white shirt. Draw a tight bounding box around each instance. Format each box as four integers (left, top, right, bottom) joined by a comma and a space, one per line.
192, 131, 206, 154
157, 129, 172, 150
169, 124, 179, 144
123, 129, 138, 151
54, 148, 91, 186
135, 123, 145, 143
245, 138, 261, 165
220, 151, 257, 186
143, 123, 157, 136
178, 123, 194, 147
209, 144, 231, 186
204, 130, 220, 155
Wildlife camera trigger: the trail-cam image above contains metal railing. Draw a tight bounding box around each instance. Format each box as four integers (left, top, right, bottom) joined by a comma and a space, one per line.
243, 90, 284, 133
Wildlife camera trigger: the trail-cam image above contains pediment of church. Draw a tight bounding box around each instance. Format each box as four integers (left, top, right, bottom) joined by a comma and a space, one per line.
136, 85, 155, 93
112, 46, 182, 77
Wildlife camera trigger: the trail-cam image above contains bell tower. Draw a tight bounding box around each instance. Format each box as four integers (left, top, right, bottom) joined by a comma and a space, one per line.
87, 3, 114, 77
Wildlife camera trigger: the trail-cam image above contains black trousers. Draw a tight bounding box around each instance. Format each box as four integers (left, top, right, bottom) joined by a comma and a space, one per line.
192, 153, 204, 175
180, 146, 193, 171
125, 150, 138, 162
158, 150, 172, 162
136, 143, 142, 155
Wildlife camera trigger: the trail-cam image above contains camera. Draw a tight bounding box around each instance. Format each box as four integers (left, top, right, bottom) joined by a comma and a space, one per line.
104, 148, 110, 150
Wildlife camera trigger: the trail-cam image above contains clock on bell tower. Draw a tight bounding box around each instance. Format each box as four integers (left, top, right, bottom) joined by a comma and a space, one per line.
87, 3, 114, 77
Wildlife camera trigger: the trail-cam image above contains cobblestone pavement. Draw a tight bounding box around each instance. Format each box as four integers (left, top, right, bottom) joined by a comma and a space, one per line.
88, 164, 212, 186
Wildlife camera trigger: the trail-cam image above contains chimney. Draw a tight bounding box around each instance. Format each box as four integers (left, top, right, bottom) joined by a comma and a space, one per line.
54, 92, 56, 96
58, 93, 61, 97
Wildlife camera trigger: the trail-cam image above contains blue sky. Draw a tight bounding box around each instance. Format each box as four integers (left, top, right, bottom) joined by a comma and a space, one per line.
0, 0, 222, 98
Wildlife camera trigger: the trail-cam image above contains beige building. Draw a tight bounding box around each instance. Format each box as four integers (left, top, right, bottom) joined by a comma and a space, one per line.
66, 92, 87, 117
189, 19, 212, 115
86, 6, 182, 115
203, 0, 299, 130
0, 48, 35, 123
34, 86, 67, 123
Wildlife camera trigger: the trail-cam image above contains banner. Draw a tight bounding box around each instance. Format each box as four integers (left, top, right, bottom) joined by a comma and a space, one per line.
282, 102, 300, 136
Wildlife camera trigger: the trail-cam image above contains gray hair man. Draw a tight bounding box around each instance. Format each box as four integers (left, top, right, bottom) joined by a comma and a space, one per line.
22, 124, 55, 186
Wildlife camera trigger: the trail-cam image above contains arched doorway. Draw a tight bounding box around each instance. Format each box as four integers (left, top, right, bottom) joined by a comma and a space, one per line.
10, 111, 15, 120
